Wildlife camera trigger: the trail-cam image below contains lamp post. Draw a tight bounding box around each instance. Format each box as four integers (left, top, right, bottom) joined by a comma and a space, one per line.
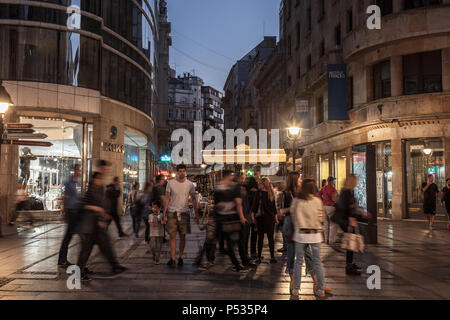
287, 126, 301, 172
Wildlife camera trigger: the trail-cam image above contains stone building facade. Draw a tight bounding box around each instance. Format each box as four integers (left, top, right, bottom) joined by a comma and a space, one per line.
276, 0, 450, 220
0, 0, 170, 222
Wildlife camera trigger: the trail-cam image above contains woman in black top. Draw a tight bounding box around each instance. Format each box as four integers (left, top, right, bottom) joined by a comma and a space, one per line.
246, 177, 259, 259
251, 178, 279, 264
335, 174, 362, 276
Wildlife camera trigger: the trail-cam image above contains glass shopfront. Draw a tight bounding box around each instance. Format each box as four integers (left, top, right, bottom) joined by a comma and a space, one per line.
123, 129, 148, 203
318, 154, 329, 186
352, 145, 367, 210
333, 150, 347, 192
405, 138, 445, 218
375, 142, 392, 218
17, 117, 91, 211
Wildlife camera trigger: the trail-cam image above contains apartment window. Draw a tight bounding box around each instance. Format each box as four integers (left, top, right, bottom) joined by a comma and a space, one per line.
347, 76, 354, 109
320, 40, 325, 57
376, 0, 393, 15
403, 50, 442, 95
168, 109, 173, 119
296, 22, 300, 49
317, 96, 324, 124
307, 55, 312, 70
334, 25, 341, 46
307, 7, 312, 32
373, 60, 391, 100
405, 0, 441, 10
347, 9, 353, 32
297, 65, 301, 79
287, 0, 292, 20
319, 0, 325, 20
181, 110, 186, 120
295, 0, 300, 7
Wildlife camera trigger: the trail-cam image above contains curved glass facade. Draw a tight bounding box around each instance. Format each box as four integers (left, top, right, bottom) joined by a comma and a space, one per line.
0, 0, 158, 116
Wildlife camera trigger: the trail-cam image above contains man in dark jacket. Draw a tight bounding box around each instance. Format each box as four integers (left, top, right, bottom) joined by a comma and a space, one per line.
106, 177, 127, 237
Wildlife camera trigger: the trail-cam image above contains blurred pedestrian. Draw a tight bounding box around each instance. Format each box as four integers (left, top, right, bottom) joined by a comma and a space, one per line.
139, 182, 153, 243
126, 182, 141, 238
213, 170, 248, 272
251, 177, 279, 264
440, 178, 450, 230
290, 179, 328, 298
57, 164, 82, 268
148, 200, 164, 264
194, 198, 216, 269
236, 174, 256, 269
152, 175, 168, 242
319, 177, 338, 244
9, 180, 30, 226
163, 164, 199, 267
334, 174, 362, 276
106, 177, 127, 238
77, 171, 127, 281
275, 182, 287, 253
422, 174, 439, 230
246, 177, 259, 260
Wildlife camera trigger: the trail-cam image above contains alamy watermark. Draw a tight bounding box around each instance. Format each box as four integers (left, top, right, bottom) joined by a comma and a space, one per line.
66, 265, 81, 290
366, 265, 382, 290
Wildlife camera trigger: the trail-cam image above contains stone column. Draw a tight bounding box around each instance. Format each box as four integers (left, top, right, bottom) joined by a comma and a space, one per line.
0, 111, 19, 225
445, 137, 450, 185
391, 139, 405, 220
442, 48, 450, 92
391, 55, 403, 97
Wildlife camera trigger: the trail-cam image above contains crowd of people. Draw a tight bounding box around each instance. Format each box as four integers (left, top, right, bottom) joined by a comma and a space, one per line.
51, 160, 450, 297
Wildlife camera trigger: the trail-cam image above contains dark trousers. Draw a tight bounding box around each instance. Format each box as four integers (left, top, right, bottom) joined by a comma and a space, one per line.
238, 223, 251, 265
132, 215, 142, 235
250, 224, 258, 256
58, 209, 79, 264
77, 227, 119, 272
257, 218, 275, 259
110, 211, 125, 236
215, 217, 240, 266
142, 216, 150, 242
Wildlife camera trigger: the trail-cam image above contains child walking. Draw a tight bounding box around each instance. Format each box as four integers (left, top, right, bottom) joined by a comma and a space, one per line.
149, 200, 164, 264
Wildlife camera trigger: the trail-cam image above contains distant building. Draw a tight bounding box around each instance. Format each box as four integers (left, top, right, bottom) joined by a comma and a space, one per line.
202, 86, 224, 131
223, 37, 277, 129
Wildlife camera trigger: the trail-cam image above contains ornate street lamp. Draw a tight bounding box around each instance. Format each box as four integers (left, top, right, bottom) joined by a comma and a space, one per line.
286, 126, 301, 171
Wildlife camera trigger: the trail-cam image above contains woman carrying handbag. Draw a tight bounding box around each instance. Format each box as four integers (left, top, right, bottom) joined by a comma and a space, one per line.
290, 179, 329, 298
333, 174, 363, 276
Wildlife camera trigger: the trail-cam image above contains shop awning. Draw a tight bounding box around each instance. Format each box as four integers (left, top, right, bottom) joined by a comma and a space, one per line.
202, 144, 287, 164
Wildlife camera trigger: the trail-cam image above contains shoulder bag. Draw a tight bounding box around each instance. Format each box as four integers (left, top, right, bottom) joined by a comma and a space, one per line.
341, 226, 365, 253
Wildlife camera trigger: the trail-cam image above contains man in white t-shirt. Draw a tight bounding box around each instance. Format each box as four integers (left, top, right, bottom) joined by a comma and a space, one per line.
163, 164, 199, 266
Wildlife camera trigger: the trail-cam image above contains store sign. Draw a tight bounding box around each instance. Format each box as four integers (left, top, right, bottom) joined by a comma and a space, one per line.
328, 64, 349, 121
102, 142, 124, 153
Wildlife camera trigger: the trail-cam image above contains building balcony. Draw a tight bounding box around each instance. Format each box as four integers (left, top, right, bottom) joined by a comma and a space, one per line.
204, 103, 215, 110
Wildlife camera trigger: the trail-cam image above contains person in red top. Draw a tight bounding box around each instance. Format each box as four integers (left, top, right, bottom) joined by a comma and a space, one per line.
318, 177, 337, 244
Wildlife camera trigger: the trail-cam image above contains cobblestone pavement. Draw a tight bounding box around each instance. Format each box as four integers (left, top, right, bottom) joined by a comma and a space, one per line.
0, 217, 448, 300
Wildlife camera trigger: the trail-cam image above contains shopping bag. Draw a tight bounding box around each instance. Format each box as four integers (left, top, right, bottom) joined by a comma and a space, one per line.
341, 226, 365, 253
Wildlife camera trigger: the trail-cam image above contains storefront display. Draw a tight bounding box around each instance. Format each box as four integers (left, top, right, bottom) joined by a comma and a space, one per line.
123, 129, 148, 202
405, 138, 445, 217
376, 142, 392, 218
318, 154, 329, 185
333, 151, 347, 192
352, 145, 367, 210
18, 117, 86, 211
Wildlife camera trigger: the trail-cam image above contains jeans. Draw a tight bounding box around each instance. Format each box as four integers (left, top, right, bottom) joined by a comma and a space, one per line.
250, 224, 258, 256
132, 215, 142, 236
196, 224, 217, 265
77, 226, 119, 272
238, 223, 251, 265
142, 216, 150, 242
150, 236, 163, 261
323, 206, 337, 244
293, 242, 325, 292
110, 211, 125, 236
58, 209, 79, 264
215, 216, 240, 266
